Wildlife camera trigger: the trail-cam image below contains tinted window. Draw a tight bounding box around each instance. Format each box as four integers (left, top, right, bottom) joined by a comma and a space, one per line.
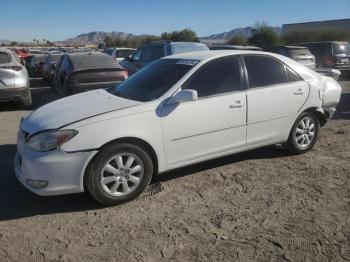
333, 43, 350, 54
244, 55, 287, 88
108, 59, 194, 102
183, 56, 241, 98
140, 46, 165, 62
132, 49, 141, 61
0, 52, 11, 64
117, 49, 135, 58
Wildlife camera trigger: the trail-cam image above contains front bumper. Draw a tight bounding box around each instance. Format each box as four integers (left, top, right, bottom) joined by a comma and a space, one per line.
15, 134, 97, 196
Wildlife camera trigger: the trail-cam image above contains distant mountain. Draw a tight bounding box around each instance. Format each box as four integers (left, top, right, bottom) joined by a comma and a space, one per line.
55, 31, 136, 46
54, 26, 282, 46
202, 26, 282, 41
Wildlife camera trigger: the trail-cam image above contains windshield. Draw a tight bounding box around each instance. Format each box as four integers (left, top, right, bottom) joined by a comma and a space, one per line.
108, 59, 196, 102
333, 43, 350, 54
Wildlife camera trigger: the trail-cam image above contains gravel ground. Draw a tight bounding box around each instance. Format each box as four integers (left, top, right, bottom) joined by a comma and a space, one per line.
0, 80, 349, 262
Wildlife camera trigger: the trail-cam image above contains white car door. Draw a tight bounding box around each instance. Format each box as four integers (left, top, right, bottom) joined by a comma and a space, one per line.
160, 56, 247, 166
243, 55, 309, 145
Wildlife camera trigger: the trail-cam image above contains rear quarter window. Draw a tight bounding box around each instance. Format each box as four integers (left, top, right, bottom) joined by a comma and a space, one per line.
0, 52, 11, 64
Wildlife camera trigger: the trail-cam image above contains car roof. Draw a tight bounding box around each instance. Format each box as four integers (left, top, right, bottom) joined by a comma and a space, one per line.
211, 45, 262, 50
143, 41, 206, 47
163, 50, 266, 61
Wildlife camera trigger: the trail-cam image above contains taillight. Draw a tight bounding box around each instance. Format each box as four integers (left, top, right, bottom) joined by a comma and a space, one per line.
122, 70, 129, 80
324, 55, 336, 66
0, 65, 22, 71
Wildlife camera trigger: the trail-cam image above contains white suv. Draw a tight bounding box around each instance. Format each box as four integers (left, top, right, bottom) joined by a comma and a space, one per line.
15, 50, 341, 205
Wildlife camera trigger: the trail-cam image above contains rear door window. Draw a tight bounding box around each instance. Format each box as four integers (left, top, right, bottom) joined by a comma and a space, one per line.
244, 55, 288, 88
182, 56, 242, 98
0, 52, 11, 64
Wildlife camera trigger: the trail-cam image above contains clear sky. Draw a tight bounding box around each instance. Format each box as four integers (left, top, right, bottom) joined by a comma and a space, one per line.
1, 0, 349, 41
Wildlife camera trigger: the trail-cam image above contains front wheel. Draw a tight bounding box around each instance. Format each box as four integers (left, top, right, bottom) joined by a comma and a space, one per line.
85, 143, 154, 206
287, 111, 319, 154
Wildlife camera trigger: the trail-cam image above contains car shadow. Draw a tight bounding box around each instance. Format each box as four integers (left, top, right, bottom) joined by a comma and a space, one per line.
153, 146, 291, 183
334, 92, 350, 120
0, 144, 102, 221
0, 143, 291, 222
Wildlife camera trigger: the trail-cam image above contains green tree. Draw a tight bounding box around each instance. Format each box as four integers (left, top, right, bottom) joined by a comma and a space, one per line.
227, 34, 248, 45
10, 41, 18, 46
161, 28, 199, 42
248, 22, 281, 47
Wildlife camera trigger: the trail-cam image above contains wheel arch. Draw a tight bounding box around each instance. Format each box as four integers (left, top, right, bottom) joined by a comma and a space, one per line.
303, 107, 327, 127
82, 137, 159, 190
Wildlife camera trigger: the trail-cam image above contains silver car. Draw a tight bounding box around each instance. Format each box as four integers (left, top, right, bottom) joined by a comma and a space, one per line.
264, 46, 316, 69
0, 48, 31, 107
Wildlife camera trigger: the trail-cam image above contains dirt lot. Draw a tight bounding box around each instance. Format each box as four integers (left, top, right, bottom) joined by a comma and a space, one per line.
0, 80, 349, 262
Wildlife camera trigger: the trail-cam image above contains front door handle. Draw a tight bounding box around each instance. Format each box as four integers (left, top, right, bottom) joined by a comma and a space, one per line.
229, 100, 245, 108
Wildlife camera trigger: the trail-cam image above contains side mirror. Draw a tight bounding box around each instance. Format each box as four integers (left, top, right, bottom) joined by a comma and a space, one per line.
168, 89, 198, 104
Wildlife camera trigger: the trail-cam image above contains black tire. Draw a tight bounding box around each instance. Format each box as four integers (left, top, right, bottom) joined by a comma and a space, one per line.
21, 90, 32, 109
286, 111, 319, 154
85, 143, 154, 206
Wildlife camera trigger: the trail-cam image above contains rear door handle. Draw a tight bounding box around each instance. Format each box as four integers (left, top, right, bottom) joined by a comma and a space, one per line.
229, 100, 245, 108
294, 88, 304, 95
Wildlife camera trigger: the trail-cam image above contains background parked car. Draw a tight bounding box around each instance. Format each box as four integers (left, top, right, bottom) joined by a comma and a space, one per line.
13, 48, 29, 60
25, 54, 46, 77
264, 46, 316, 69
120, 41, 209, 75
210, 45, 262, 51
53, 52, 128, 96
103, 47, 136, 62
0, 48, 31, 107
42, 53, 63, 83
298, 41, 350, 75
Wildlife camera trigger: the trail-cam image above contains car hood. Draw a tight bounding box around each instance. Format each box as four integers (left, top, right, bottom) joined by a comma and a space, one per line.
21, 89, 142, 134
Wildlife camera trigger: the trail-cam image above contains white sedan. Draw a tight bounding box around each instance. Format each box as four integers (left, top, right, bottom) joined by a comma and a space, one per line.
15, 50, 342, 205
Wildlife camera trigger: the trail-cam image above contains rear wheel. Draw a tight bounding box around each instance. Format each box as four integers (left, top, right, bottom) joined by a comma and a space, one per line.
86, 143, 154, 206
287, 111, 319, 154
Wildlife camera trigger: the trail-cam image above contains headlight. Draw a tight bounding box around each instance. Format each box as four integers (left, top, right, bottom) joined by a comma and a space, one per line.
26, 130, 78, 152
